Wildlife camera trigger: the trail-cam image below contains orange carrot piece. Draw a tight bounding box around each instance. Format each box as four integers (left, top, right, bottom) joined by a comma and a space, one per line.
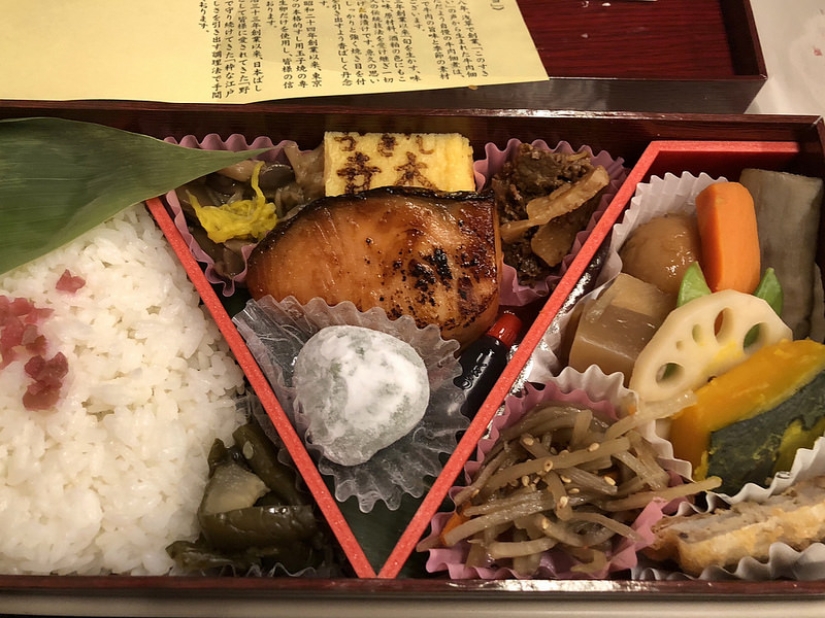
439, 510, 469, 546
695, 181, 761, 294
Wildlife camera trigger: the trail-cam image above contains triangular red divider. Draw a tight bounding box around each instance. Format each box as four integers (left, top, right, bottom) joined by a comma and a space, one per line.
146, 139, 803, 579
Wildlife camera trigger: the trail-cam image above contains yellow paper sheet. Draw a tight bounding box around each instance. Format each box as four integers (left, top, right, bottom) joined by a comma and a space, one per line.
1, 0, 548, 104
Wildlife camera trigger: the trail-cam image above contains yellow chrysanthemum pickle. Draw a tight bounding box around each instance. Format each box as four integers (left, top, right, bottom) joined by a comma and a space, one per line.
189, 161, 278, 244
669, 338, 825, 494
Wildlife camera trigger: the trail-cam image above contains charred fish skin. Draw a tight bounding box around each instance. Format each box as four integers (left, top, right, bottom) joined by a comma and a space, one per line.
246, 186, 502, 348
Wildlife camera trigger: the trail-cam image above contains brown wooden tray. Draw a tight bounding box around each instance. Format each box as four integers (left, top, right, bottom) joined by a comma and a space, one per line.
0, 107, 824, 615
266, 0, 767, 114
362, 0, 765, 114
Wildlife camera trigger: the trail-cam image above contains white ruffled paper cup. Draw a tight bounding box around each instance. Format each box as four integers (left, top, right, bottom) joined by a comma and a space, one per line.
475, 139, 627, 307
233, 296, 468, 513
422, 368, 688, 580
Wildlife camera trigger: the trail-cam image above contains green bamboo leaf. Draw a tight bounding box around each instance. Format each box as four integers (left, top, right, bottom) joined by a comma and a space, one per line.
0, 117, 270, 276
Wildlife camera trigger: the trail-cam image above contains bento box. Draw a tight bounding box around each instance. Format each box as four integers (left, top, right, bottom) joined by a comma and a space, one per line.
1, 105, 825, 616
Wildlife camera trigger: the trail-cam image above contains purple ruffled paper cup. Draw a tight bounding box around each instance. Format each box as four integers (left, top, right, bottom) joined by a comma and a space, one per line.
475, 139, 627, 307
423, 369, 685, 580
163, 134, 294, 297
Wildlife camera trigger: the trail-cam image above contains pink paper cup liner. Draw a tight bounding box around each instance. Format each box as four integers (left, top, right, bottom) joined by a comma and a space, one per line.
422, 370, 682, 580
163, 134, 294, 297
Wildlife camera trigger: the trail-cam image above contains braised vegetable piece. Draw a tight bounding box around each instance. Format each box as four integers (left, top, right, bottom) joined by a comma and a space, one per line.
568, 273, 674, 385
630, 290, 792, 403
740, 168, 823, 339
694, 181, 761, 294
620, 214, 703, 297
752, 267, 784, 317
676, 262, 712, 307
670, 338, 825, 494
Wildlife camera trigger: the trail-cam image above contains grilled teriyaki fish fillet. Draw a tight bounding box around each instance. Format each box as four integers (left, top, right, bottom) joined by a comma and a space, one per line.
246, 186, 501, 348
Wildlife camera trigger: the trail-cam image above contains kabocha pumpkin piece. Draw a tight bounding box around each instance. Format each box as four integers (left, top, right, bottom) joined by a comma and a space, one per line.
629, 289, 792, 402
694, 181, 761, 295
669, 338, 825, 494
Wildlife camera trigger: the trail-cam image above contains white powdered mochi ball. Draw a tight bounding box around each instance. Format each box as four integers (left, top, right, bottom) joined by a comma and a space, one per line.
293, 325, 430, 466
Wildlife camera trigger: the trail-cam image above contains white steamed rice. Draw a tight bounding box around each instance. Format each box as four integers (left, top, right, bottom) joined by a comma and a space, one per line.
0, 204, 246, 575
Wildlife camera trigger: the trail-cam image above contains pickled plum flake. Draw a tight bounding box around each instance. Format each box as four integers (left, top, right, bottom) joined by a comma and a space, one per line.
293, 325, 430, 467
0, 294, 67, 410
55, 269, 86, 293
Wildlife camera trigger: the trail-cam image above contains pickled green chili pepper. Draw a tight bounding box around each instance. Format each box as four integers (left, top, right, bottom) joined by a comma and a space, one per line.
199, 504, 318, 551
167, 537, 324, 573
232, 422, 305, 505
167, 419, 337, 575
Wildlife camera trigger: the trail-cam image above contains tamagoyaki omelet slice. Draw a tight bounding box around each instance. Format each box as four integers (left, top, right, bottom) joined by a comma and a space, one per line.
323, 132, 476, 196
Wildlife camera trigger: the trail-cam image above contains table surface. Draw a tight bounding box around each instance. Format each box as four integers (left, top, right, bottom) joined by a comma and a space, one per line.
748, 0, 825, 115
